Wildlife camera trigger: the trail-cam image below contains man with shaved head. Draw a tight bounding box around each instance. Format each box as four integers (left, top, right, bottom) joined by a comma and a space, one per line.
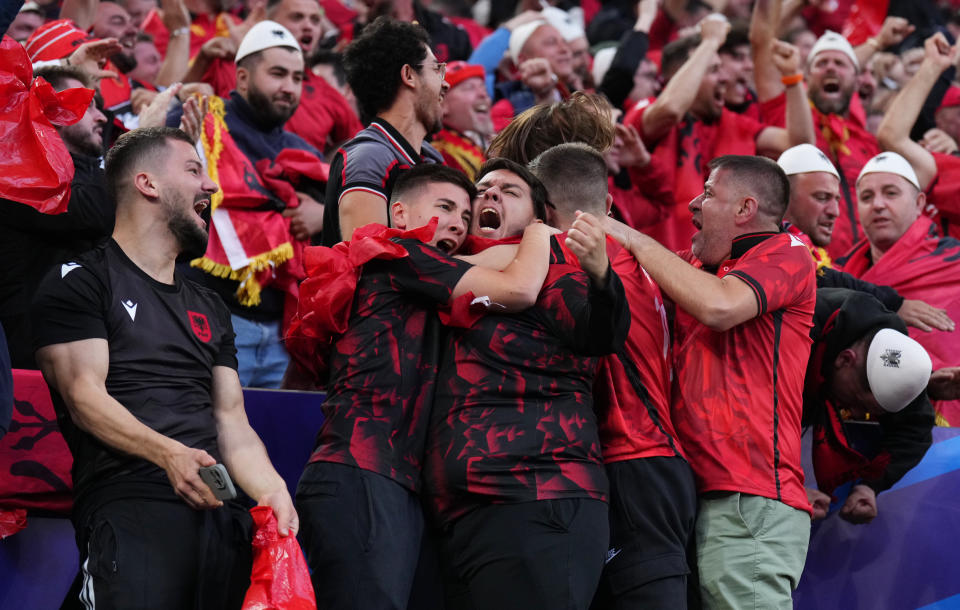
606, 155, 816, 608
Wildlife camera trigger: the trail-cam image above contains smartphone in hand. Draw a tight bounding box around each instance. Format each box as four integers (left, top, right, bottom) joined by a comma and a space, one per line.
198, 464, 238, 501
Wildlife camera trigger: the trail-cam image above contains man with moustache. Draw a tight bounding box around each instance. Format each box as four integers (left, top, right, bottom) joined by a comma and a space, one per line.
32, 127, 298, 608
623, 15, 815, 251
431, 61, 493, 181
168, 21, 327, 387
0, 66, 112, 369
322, 17, 449, 245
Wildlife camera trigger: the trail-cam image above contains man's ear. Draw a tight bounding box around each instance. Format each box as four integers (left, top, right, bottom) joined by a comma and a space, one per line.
735, 195, 759, 225
400, 63, 418, 92
132, 170, 159, 200
391, 200, 407, 229
236, 66, 250, 96
834, 347, 857, 370
605, 193, 613, 215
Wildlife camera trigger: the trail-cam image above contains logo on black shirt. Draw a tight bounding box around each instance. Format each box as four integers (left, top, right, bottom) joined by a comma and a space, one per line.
122, 299, 138, 321
188, 311, 212, 343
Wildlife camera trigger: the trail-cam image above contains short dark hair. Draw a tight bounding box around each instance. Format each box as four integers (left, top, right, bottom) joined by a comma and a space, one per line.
475, 157, 549, 222
529, 143, 608, 219
34, 64, 93, 90
719, 21, 749, 56
391, 164, 478, 204
661, 35, 700, 82
487, 92, 616, 165
343, 17, 431, 122
105, 127, 194, 202
707, 155, 791, 222
310, 49, 347, 86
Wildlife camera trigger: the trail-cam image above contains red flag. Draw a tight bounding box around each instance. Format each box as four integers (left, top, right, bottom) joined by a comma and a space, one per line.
842, 0, 890, 46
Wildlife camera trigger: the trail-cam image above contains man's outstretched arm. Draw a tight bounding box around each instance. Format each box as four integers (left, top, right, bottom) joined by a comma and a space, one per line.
603, 216, 758, 331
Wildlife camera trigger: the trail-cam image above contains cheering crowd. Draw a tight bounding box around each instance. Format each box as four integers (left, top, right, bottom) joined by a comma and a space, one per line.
3, 0, 960, 607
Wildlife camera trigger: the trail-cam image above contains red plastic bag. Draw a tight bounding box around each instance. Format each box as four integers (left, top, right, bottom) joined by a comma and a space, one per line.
0, 508, 27, 539
242, 506, 316, 610
0, 35, 94, 214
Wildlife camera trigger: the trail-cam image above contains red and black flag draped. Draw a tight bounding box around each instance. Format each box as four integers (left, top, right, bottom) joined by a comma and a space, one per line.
194, 96, 328, 317
840, 216, 960, 425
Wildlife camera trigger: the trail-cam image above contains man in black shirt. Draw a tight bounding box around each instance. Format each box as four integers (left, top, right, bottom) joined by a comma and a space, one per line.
803, 288, 935, 524
33, 127, 297, 609
0, 65, 113, 369
291, 164, 555, 609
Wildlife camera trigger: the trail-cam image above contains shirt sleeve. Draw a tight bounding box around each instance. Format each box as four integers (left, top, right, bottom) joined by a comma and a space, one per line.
726, 237, 816, 316
815, 267, 903, 312
31, 262, 110, 351
927, 152, 960, 223
212, 296, 238, 370
337, 140, 400, 203
536, 264, 630, 356
383, 238, 474, 304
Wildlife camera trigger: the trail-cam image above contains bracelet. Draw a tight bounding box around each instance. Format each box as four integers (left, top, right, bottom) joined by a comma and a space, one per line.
170, 26, 190, 38
781, 73, 804, 87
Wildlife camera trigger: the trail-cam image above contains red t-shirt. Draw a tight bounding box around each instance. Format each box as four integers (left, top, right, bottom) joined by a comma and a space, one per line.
624, 102, 765, 251
672, 232, 816, 514
760, 92, 879, 260
595, 245, 682, 463
926, 152, 960, 239
201, 66, 362, 153
838, 216, 960, 424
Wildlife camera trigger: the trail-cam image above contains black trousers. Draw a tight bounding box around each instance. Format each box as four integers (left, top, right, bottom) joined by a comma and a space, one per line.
439, 498, 609, 610
296, 461, 425, 610
74, 492, 252, 610
591, 456, 698, 610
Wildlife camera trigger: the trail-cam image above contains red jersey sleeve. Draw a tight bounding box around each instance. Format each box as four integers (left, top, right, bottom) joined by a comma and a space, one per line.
928, 153, 960, 228
725, 234, 816, 316
758, 92, 787, 128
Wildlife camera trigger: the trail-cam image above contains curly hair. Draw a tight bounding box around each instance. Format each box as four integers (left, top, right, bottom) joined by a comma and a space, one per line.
486, 92, 616, 165
343, 17, 431, 122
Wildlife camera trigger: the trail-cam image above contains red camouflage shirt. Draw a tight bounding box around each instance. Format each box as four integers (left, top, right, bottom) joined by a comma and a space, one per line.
672, 231, 816, 514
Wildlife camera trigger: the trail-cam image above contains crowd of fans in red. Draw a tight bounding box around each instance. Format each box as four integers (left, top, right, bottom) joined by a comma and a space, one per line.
3, 0, 960, 607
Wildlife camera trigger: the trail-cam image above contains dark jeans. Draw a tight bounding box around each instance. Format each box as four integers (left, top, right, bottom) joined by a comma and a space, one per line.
296, 461, 424, 610
592, 456, 698, 610
439, 498, 609, 610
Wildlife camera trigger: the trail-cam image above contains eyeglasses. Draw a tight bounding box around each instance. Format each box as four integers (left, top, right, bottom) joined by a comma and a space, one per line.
416, 62, 447, 79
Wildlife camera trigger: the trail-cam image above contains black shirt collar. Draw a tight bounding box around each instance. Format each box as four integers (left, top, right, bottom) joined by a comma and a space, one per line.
370, 116, 423, 163
730, 231, 781, 260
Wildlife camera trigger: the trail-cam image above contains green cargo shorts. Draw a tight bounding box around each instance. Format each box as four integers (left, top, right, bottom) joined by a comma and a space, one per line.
695, 492, 810, 610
